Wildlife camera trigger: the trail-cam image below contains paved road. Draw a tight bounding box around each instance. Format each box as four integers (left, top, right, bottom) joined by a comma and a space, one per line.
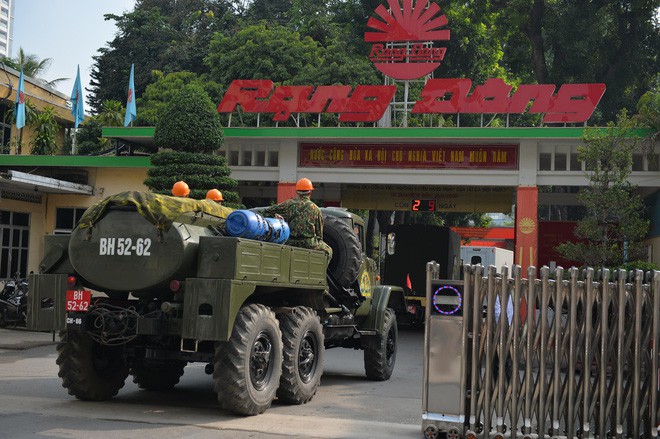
0, 326, 425, 439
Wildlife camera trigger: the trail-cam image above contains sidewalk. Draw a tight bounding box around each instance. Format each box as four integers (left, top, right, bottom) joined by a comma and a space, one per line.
0, 327, 58, 350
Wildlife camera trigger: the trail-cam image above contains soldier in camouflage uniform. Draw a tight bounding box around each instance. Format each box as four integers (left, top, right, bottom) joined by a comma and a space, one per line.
263, 178, 333, 258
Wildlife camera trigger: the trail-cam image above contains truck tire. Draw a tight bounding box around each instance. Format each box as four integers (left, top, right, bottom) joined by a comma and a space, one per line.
131, 360, 186, 391
323, 215, 361, 288
277, 306, 324, 404
56, 330, 129, 400
364, 308, 397, 381
213, 304, 283, 415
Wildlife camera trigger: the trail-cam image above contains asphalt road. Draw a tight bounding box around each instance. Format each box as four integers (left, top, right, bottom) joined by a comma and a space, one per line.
0, 326, 425, 439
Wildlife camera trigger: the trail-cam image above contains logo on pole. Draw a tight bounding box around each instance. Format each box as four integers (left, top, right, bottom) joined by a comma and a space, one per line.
365, 0, 450, 80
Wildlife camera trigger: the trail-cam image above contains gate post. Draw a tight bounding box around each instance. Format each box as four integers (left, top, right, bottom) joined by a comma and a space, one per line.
421, 261, 469, 439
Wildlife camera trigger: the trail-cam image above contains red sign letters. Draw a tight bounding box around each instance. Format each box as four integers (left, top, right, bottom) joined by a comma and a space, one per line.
218, 79, 606, 123
217, 80, 396, 122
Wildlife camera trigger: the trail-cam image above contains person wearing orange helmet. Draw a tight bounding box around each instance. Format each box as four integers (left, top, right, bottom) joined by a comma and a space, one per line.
171, 180, 190, 197
263, 178, 332, 258
206, 189, 223, 204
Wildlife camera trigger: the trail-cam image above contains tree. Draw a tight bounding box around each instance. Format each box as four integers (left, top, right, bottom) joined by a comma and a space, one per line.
96, 100, 125, 127
5, 100, 37, 154
138, 70, 222, 126
556, 111, 650, 267
88, 0, 239, 113
205, 23, 322, 86
0, 48, 67, 87
73, 118, 104, 155
153, 84, 223, 153
30, 107, 59, 155
144, 151, 239, 203
636, 75, 660, 145
148, 83, 239, 204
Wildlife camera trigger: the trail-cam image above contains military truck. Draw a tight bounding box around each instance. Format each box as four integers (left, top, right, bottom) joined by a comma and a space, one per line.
380, 224, 460, 324
27, 191, 405, 416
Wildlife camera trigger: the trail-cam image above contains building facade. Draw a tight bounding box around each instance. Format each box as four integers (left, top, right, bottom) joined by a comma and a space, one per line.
0, 0, 13, 58
2, 125, 657, 280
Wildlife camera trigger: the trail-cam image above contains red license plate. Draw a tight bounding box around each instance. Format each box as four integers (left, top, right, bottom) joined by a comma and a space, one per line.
66, 290, 91, 312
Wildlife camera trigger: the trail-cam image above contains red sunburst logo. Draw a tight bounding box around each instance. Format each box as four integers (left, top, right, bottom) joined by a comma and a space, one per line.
19, 91, 24, 104
127, 88, 133, 103
365, 0, 450, 80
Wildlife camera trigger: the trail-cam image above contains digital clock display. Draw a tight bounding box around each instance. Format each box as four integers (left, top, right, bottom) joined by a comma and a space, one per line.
411, 199, 437, 212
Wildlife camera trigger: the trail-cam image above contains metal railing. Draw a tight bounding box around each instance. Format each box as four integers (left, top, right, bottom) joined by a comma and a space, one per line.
434, 264, 660, 438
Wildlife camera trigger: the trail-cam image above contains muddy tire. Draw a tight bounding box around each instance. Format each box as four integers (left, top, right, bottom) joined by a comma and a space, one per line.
364, 308, 397, 381
277, 306, 324, 404
213, 304, 283, 415
131, 360, 186, 391
323, 215, 361, 288
56, 330, 129, 400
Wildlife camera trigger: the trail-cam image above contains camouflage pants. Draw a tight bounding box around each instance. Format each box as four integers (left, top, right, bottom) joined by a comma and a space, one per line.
288, 237, 333, 260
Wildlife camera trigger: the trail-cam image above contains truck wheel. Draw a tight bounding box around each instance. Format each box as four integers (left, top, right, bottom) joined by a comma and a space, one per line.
323, 215, 361, 288
56, 330, 129, 400
277, 306, 324, 404
131, 360, 186, 391
213, 304, 283, 415
364, 308, 397, 381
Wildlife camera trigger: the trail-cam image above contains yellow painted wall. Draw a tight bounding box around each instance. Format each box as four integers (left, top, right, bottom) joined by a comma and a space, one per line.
0, 68, 75, 155
3, 166, 148, 275
44, 167, 149, 233
1, 198, 47, 276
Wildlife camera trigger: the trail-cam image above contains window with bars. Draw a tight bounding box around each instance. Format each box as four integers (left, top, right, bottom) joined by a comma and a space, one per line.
0, 210, 30, 279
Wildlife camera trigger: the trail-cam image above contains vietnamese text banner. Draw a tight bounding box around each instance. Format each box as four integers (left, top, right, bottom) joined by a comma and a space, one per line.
300, 143, 518, 169
341, 184, 514, 212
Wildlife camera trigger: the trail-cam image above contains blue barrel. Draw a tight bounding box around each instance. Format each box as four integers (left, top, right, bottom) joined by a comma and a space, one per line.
265, 217, 290, 244
226, 210, 268, 240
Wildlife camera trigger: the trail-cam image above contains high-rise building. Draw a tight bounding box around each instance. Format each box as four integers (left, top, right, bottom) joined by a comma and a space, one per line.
0, 0, 13, 58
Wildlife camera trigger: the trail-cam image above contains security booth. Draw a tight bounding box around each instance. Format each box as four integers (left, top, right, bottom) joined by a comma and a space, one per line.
421, 260, 469, 439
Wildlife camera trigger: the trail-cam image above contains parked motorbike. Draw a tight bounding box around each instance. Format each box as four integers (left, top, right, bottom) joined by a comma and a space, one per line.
0, 273, 29, 327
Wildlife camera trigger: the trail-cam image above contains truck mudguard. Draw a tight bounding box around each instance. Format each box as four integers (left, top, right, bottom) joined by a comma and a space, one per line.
360, 285, 406, 333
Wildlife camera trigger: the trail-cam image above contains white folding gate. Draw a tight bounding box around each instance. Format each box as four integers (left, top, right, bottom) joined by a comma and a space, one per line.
422, 262, 660, 438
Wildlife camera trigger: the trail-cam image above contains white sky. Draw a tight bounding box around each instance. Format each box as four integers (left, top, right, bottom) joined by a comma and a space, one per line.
12, 0, 136, 99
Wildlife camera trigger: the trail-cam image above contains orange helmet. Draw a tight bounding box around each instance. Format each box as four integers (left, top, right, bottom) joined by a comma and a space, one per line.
296, 178, 314, 191
171, 180, 190, 197
206, 189, 223, 202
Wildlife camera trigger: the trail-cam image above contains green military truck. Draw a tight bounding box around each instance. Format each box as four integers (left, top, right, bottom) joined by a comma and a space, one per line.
27, 191, 405, 415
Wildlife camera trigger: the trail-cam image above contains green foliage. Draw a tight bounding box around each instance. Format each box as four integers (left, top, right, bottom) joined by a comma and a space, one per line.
144, 150, 239, 204
620, 260, 660, 273
539, 0, 660, 123
206, 23, 322, 86
30, 107, 59, 155
138, 70, 222, 126
87, 0, 660, 127
88, 1, 239, 113
556, 111, 650, 267
153, 84, 223, 153
96, 100, 125, 127
636, 75, 660, 145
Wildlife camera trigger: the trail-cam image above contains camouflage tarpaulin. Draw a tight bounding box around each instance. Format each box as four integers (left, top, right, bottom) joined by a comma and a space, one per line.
78, 191, 234, 231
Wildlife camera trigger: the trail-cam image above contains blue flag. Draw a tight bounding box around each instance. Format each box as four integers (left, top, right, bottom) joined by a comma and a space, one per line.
70, 65, 84, 128
124, 64, 137, 126
15, 68, 25, 129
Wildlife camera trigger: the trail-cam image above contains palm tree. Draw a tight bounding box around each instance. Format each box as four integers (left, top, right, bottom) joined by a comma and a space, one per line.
0, 47, 67, 87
